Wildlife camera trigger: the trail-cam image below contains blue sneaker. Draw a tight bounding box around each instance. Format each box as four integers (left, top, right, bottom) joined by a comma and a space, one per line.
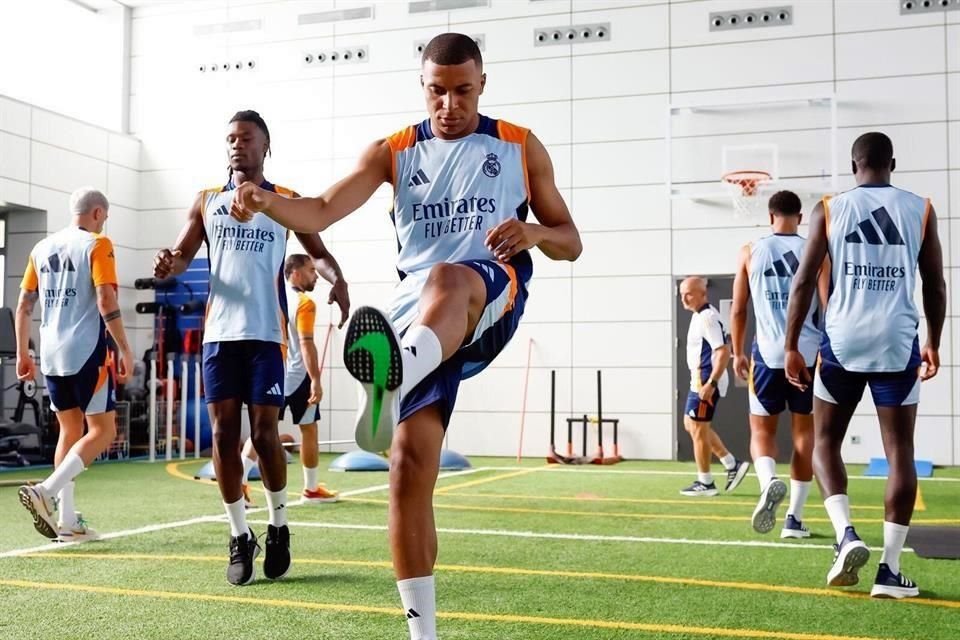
679, 480, 718, 497
827, 526, 870, 587
751, 478, 787, 534
780, 514, 811, 539
870, 563, 919, 599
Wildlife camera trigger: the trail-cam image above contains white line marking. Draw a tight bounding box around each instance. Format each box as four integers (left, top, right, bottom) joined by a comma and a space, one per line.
491, 465, 960, 482
246, 520, 913, 553
0, 469, 479, 559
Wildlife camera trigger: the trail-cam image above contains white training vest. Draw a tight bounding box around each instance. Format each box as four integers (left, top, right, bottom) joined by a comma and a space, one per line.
748, 233, 820, 367
200, 181, 292, 345
823, 185, 927, 372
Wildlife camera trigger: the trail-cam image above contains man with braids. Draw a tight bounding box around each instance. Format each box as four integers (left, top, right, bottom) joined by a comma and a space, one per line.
231, 34, 581, 638
154, 110, 350, 586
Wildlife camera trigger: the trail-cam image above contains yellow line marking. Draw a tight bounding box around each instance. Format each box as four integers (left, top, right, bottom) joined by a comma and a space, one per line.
435, 468, 540, 495
0, 578, 903, 639
165, 461, 206, 484
344, 497, 960, 525
914, 485, 926, 512
19, 551, 960, 611
442, 492, 888, 511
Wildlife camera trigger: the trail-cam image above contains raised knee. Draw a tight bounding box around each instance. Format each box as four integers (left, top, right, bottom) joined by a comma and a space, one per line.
426, 262, 469, 289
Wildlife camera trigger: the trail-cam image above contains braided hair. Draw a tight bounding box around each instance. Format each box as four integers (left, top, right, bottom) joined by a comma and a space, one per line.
227, 109, 271, 182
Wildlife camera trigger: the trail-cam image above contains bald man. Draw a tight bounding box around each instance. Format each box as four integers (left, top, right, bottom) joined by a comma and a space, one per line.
679, 277, 749, 496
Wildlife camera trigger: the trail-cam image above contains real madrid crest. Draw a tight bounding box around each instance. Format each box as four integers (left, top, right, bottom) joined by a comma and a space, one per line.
482, 152, 501, 178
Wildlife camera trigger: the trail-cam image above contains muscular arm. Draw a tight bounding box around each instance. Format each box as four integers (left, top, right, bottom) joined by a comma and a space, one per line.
96, 285, 132, 356
524, 133, 582, 261
711, 345, 731, 383
730, 244, 751, 359
296, 231, 345, 286
238, 140, 392, 233
15, 288, 38, 359
301, 334, 321, 385
156, 192, 206, 277
918, 204, 946, 350
786, 201, 828, 351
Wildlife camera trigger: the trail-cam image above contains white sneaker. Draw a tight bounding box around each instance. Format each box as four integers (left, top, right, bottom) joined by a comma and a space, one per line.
751, 478, 787, 534
827, 527, 870, 587
58, 513, 99, 542
18, 484, 59, 539
344, 307, 403, 453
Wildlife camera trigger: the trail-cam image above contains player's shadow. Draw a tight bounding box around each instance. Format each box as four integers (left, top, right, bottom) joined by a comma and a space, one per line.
263, 573, 366, 586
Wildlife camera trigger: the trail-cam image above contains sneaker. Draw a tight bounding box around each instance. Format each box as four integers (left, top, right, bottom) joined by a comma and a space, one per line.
303, 485, 339, 503
241, 483, 255, 509
227, 528, 260, 586
780, 514, 811, 539
751, 478, 787, 534
680, 480, 719, 497
18, 484, 58, 539
343, 306, 403, 453
870, 563, 919, 599
827, 526, 870, 587
725, 459, 751, 493
58, 513, 99, 542
263, 524, 291, 580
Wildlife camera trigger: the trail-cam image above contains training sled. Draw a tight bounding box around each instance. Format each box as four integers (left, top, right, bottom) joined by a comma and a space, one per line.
864, 457, 934, 478
546, 370, 623, 465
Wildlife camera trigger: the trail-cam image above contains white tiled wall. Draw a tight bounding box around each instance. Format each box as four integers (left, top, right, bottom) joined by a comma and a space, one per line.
12, 0, 949, 462
0, 95, 145, 354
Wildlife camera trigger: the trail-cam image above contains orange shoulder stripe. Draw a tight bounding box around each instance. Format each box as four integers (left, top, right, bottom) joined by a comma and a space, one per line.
386, 125, 417, 187
273, 185, 297, 198
497, 119, 531, 200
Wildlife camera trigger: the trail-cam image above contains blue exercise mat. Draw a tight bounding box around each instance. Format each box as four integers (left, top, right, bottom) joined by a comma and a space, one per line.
864, 457, 933, 477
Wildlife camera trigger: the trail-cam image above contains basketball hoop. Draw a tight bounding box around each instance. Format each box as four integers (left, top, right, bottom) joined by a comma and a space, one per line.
722, 170, 772, 217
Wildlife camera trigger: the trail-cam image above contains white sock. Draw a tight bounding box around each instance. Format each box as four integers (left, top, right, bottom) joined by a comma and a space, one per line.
719, 453, 737, 471
399, 325, 442, 399
224, 497, 248, 537
880, 521, 909, 575
58, 482, 77, 527
265, 487, 288, 527
755, 456, 777, 490
787, 480, 812, 521
241, 454, 257, 483
697, 471, 714, 485
303, 465, 318, 491
40, 451, 85, 496
398, 575, 437, 640
824, 494, 853, 543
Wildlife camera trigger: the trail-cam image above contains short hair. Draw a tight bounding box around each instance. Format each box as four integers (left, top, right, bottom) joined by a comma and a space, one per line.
70, 187, 109, 215
767, 190, 802, 216
284, 253, 312, 279
851, 132, 893, 171
229, 109, 271, 155
421, 33, 483, 68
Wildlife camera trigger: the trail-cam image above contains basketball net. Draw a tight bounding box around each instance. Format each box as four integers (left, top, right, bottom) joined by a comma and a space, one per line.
722, 170, 772, 218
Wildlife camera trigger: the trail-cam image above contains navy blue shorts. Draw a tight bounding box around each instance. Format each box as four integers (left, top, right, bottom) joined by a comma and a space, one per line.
749, 347, 814, 416
399, 259, 529, 429
46, 344, 115, 415
814, 337, 921, 407
281, 376, 321, 425
684, 389, 720, 423
202, 340, 284, 407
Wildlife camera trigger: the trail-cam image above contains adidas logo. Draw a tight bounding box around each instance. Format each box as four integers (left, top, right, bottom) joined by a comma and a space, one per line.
403, 345, 417, 357
844, 206, 904, 245
406, 608, 421, 620
212, 204, 230, 216
39, 254, 77, 273
408, 169, 431, 187
265, 383, 283, 396
763, 250, 800, 277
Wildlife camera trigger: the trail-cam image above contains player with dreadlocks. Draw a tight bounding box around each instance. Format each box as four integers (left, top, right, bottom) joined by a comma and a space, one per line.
154, 110, 350, 586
